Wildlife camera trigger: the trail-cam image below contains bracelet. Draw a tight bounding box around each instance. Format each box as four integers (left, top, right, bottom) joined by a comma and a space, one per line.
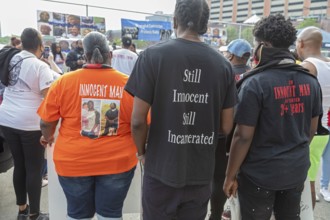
136, 152, 145, 161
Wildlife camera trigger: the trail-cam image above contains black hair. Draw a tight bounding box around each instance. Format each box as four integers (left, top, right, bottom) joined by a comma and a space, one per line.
174, 0, 209, 35
21, 28, 42, 51
122, 36, 132, 48
51, 42, 64, 61
253, 14, 297, 48
83, 31, 110, 64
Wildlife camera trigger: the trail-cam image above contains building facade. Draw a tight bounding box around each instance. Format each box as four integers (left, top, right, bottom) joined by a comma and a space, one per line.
208, 0, 330, 23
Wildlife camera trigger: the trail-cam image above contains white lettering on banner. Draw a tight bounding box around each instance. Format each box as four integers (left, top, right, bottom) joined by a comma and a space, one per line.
79, 84, 108, 97
168, 130, 214, 145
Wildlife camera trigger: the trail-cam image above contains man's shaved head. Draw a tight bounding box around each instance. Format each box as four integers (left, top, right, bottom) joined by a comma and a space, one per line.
296, 26, 323, 60
298, 27, 323, 49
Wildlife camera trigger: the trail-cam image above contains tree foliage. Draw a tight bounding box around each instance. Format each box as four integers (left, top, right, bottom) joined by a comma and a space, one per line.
296, 18, 320, 29
241, 27, 254, 46
0, 36, 10, 45
226, 26, 239, 44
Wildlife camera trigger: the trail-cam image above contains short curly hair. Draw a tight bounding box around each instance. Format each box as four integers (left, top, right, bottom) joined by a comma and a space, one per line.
253, 14, 297, 48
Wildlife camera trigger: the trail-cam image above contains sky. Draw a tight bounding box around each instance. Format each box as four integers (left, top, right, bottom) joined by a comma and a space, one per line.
0, 0, 176, 36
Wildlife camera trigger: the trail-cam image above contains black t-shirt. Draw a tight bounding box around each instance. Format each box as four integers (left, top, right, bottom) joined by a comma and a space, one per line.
125, 38, 237, 187
235, 68, 322, 190
232, 64, 250, 81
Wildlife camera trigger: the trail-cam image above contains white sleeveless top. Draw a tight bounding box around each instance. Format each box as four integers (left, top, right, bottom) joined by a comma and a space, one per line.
305, 57, 330, 127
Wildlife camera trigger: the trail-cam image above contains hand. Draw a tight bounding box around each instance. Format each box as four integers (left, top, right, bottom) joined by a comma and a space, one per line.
140, 157, 145, 166
40, 135, 54, 148
77, 60, 84, 65
223, 176, 238, 198
40, 57, 50, 66
47, 52, 54, 62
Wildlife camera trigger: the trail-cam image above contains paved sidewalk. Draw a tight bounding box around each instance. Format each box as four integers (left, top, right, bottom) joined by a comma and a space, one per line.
1, 167, 330, 220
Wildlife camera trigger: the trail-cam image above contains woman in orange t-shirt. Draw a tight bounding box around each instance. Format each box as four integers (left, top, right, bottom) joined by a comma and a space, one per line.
38, 32, 137, 220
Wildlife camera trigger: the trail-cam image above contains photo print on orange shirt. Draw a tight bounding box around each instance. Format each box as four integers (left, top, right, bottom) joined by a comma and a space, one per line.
81, 98, 120, 139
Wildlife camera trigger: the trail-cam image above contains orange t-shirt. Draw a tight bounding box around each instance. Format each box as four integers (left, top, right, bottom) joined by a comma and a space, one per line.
38, 67, 137, 177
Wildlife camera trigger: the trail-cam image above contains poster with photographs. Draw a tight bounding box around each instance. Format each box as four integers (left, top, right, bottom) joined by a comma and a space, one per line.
81, 99, 120, 139
37, 10, 106, 39
202, 25, 227, 47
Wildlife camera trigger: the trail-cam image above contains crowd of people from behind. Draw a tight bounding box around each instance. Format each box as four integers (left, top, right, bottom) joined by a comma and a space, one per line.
1, 0, 330, 220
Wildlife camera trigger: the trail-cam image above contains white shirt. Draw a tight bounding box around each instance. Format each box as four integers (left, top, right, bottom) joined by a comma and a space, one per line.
305, 57, 330, 127
111, 48, 138, 75
0, 50, 55, 130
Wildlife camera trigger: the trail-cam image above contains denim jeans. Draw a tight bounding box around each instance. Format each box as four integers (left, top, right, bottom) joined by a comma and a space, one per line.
321, 129, 330, 189
58, 167, 136, 220
238, 174, 303, 220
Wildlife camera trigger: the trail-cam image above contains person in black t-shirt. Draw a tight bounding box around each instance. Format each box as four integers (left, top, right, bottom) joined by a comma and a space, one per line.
223, 14, 322, 220
65, 40, 85, 71
125, 0, 237, 219
225, 39, 252, 81
210, 38, 252, 220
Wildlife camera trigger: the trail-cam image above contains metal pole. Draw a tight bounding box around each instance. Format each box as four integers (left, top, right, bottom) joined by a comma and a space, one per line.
86, 5, 88, 17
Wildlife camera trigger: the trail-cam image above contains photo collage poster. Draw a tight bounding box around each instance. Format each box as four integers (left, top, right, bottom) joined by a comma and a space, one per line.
37, 10, 106, 39
202, 25, 227, 47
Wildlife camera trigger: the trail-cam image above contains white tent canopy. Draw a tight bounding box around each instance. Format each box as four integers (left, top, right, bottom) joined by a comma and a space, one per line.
243, 14, 261, 24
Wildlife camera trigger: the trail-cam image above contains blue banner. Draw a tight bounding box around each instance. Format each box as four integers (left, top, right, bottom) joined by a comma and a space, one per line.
121, 19, 172, 41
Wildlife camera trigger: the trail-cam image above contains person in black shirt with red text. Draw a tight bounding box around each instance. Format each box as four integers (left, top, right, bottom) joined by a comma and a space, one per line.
125, 0, 237, 219
223, 14, 322, 220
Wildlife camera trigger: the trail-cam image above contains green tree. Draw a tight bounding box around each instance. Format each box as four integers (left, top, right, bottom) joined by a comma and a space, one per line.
226, 26, 238, 44
0, 36, 10, 45
241, 27, 254, 46
296, 18, 320, 29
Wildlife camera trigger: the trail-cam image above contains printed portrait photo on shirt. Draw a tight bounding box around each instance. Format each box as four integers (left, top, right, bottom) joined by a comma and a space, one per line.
100, 100, 120, 136
81, 99, 101, 139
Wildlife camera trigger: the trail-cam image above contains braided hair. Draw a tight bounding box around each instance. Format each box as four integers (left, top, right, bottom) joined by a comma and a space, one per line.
253, 14, 297, 48
174, 0, 209, 35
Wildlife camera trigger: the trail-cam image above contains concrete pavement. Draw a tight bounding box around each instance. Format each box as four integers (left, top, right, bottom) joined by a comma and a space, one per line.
1, 167, 330, 220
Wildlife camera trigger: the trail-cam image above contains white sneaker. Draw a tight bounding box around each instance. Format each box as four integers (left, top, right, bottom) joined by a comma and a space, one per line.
320, 188, 330, 202
42, 179, 48, 187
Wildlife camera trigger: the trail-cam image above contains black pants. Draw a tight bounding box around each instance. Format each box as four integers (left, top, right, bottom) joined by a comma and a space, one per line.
238, 173, 304, 220
1, 126, 44, 215
209, 137, 228, 220
142, 174, 211, 220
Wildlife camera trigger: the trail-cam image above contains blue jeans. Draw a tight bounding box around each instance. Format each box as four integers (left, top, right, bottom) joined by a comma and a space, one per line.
58, 167, 136, 220
321, 129, 330, 189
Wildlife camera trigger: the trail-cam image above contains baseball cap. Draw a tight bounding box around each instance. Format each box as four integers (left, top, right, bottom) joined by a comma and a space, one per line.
122, 36, 132, 47
227, 39, 252, 57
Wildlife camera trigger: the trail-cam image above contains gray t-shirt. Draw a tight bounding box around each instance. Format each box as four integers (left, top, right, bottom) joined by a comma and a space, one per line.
125, 38, 237, 187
